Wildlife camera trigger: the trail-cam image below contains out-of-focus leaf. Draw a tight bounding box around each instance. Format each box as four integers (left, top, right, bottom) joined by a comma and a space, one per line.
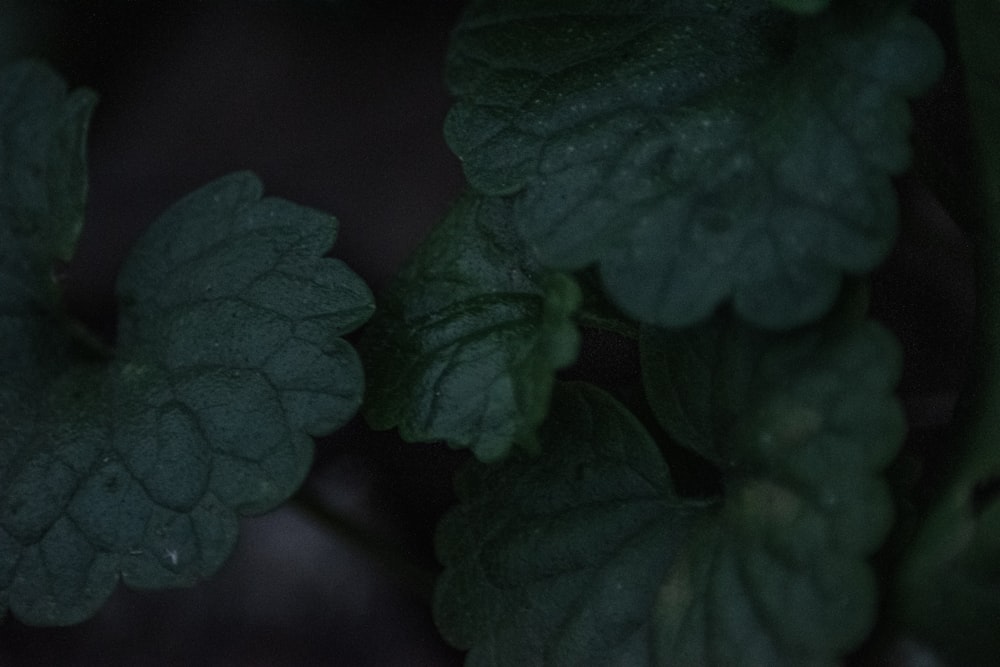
895, 3, 1000, 663
446, 1, 942, 328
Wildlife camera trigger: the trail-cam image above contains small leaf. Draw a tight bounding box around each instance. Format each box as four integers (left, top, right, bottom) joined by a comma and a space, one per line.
642, 313, 905, 664
445, 1, 943, 328
0, 60, 95, 275
1, 62, 373, 625
0, 59, 96, 373
434, 382, 704, 666
360, 193, 580, 462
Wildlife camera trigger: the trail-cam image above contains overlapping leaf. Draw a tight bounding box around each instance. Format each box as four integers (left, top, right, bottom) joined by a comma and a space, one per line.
642, 313, 904, 664
360, 193, 580, 462
435, 313, 903, 665
434, 382, 704, 666
0, 62, 373, 625
445, 0, 942, 328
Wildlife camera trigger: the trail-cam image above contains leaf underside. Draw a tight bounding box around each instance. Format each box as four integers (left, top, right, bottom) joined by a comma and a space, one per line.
0, 61, 373, 625
445, 0, 943, 329
361, 192, 580, 462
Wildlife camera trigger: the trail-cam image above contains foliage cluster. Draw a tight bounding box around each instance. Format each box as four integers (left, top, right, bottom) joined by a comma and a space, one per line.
2, 1, 998, 664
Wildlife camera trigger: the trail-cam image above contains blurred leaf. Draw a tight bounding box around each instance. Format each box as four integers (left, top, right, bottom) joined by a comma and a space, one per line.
445, 0, 942, 328
642, 313, 906, 664
894, 2, 1000, 663
770, 0, 830, 14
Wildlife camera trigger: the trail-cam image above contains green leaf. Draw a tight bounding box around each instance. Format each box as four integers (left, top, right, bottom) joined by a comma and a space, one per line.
445, 1, 942, 328
0, 60, 95, 311
642, 313, 905, 664
639, 313, 765, 463
770, 0, 830, 15
1, 62, 373, 625
360, 193, 580, 462
433, 382, 704, 666
893, 3, 1000, 663
436, 314, 904, 665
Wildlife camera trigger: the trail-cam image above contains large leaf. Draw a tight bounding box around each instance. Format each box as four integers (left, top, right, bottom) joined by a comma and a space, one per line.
445, 1, 942, 328
360, 193, 580, 462
434, 382, 704, 666
0, 62, 373, 625
642, 313, 905, 664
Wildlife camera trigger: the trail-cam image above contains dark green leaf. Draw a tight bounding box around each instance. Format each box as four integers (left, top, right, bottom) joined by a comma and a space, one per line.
446, 1, 942, 328
770, 0, 830, 14
437, 314, 904, 664
894, 3, 1000, 663
434, 382, 704, 666
361, 193, 580, 462
639, 313, 766, 463
0, 60, 95, 316
1, 62, 372, 625
642, 313, 905, 663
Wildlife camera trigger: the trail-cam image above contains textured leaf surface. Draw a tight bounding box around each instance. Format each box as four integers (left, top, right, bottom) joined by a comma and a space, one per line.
446, 1, 942, 328
437, 314, 904, 665
434, 382, 703, 666
0, 62, 373, 624
361, 193, 580, 462
642, 313, 905, 664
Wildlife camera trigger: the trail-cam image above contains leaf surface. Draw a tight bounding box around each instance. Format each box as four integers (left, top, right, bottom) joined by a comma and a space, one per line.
434, 382, 702, 666
360, 193, 580, 462
445, 1, 942, 328
0, 62, 373, 625
641, 313, 905, 664
435, 315, 904, 665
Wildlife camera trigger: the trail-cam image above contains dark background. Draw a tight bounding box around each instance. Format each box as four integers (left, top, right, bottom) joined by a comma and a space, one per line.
1, 1, 470, 664
0, 1, 979, 665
